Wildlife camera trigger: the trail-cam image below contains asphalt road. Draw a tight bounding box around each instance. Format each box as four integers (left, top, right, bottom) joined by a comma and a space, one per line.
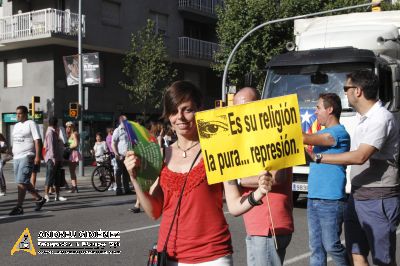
0, 162, 399, 266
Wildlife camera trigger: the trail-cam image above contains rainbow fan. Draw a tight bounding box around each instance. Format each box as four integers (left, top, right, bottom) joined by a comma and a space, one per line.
122, 120, 163, 191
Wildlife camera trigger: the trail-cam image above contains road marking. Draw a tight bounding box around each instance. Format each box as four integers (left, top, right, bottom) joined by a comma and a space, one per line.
120, 224, 160, 234
284, 252, 311, 265
284, 228, 400, 265
119, 211, 230, 234
0, 197, 132, 219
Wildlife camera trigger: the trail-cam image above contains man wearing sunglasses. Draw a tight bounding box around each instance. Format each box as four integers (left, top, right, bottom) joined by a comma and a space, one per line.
313, 70, 400, 266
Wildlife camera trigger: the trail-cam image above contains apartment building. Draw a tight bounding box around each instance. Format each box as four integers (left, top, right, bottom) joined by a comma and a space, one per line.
0, 0, 221, 153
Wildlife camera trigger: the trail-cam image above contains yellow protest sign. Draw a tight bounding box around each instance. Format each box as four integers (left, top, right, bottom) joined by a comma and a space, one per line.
196, 94, 305, 184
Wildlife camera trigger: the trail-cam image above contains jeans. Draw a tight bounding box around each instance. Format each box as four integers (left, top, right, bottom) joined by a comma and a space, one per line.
307, 199, 349, 266
246, 234, 292, 266
111, 157, 118, 177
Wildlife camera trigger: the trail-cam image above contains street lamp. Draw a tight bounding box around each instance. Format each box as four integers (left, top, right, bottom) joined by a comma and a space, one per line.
221, 2, 376, 102
78, 0, 84, 176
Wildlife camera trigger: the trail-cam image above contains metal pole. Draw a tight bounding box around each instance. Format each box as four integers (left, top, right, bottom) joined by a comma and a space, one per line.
221, 2, 374, 102
78, 0, 84, 177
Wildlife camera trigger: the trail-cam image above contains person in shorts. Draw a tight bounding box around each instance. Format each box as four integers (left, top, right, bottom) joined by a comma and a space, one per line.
9, 105, 46, 215
30, 157, 41, 189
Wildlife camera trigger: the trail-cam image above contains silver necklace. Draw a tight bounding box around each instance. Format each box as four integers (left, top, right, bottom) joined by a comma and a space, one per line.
176, 141, 199, 158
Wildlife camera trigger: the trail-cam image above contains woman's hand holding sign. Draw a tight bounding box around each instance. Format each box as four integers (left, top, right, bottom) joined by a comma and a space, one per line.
258, 170, 274, 195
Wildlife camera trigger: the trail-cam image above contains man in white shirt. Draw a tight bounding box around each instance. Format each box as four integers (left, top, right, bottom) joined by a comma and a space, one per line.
10, 106, 46, 215
315, 70, 399, 266
112, 115, 133, 195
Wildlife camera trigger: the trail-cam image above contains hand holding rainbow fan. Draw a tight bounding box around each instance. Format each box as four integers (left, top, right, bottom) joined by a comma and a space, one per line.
122, 119, 163, 191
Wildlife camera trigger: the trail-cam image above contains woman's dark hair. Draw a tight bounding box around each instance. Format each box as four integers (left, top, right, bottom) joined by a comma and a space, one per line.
161, 81, 203, 121
95, 132, 102, 138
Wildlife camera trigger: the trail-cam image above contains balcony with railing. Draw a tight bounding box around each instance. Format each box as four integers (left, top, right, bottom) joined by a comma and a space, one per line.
0, 8, 85, 43
178, 36, 219, 61
178, 0, 223, 17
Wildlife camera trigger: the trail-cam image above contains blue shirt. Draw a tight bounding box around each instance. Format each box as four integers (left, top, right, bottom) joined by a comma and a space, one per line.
308, 124, 350, 200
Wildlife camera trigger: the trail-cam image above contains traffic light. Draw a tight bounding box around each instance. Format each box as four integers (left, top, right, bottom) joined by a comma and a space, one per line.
69, 102, 79, 118
30, 96, 40, 118
28, 103, 33, 117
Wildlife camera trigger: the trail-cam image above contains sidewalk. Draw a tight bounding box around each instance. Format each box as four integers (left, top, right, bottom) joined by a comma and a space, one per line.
2, 161, 96, 184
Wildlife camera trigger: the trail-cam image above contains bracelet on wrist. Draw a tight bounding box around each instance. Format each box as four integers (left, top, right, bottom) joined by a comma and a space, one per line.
248, 191, 263, 206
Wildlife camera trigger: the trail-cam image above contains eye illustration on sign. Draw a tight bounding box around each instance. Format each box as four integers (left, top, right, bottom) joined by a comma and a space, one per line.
197, 115, 229, 139
195, 94, 305, 184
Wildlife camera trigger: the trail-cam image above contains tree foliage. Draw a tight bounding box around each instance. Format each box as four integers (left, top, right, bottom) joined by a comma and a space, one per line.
120, 19, 176, 116
213, 0, 399, 91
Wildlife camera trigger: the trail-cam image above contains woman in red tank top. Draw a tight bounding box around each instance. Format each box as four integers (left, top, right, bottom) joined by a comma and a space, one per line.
124, 81, 272, 265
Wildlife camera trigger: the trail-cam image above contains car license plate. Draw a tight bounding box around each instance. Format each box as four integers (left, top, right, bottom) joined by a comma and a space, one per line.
292, 183, 308, 192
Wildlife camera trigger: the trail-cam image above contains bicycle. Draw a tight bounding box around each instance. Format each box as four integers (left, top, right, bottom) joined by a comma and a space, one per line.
91, 152, 115, 192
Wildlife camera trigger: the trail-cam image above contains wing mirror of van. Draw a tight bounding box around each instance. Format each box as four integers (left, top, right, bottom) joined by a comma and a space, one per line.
394, 67, 400, 82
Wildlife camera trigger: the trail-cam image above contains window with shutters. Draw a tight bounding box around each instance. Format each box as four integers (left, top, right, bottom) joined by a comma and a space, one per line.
149, 11, 168, 37
5, 59, 23, 88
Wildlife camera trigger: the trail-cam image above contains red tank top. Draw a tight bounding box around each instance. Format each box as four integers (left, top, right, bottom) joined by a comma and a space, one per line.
157, 160, 232, 263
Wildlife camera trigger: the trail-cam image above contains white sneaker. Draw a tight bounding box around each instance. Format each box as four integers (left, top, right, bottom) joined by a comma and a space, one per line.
109, 183, 117, 191
44, 195, 50, 202
55, 195, 67, 201
0, 191, 5, 196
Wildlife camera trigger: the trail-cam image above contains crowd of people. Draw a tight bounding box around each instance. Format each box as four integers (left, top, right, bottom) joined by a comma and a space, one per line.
4, 106, 87, 215
308, 70, 400, 266
124, 70, 399, 266
0, 69, 398, 266
0, 105, 178, 212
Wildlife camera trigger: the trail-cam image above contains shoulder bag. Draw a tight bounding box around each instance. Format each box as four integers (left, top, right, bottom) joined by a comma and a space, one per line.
147, 150, 202, 266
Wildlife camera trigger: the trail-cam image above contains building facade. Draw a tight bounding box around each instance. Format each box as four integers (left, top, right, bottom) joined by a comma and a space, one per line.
0, 0, 221, 155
